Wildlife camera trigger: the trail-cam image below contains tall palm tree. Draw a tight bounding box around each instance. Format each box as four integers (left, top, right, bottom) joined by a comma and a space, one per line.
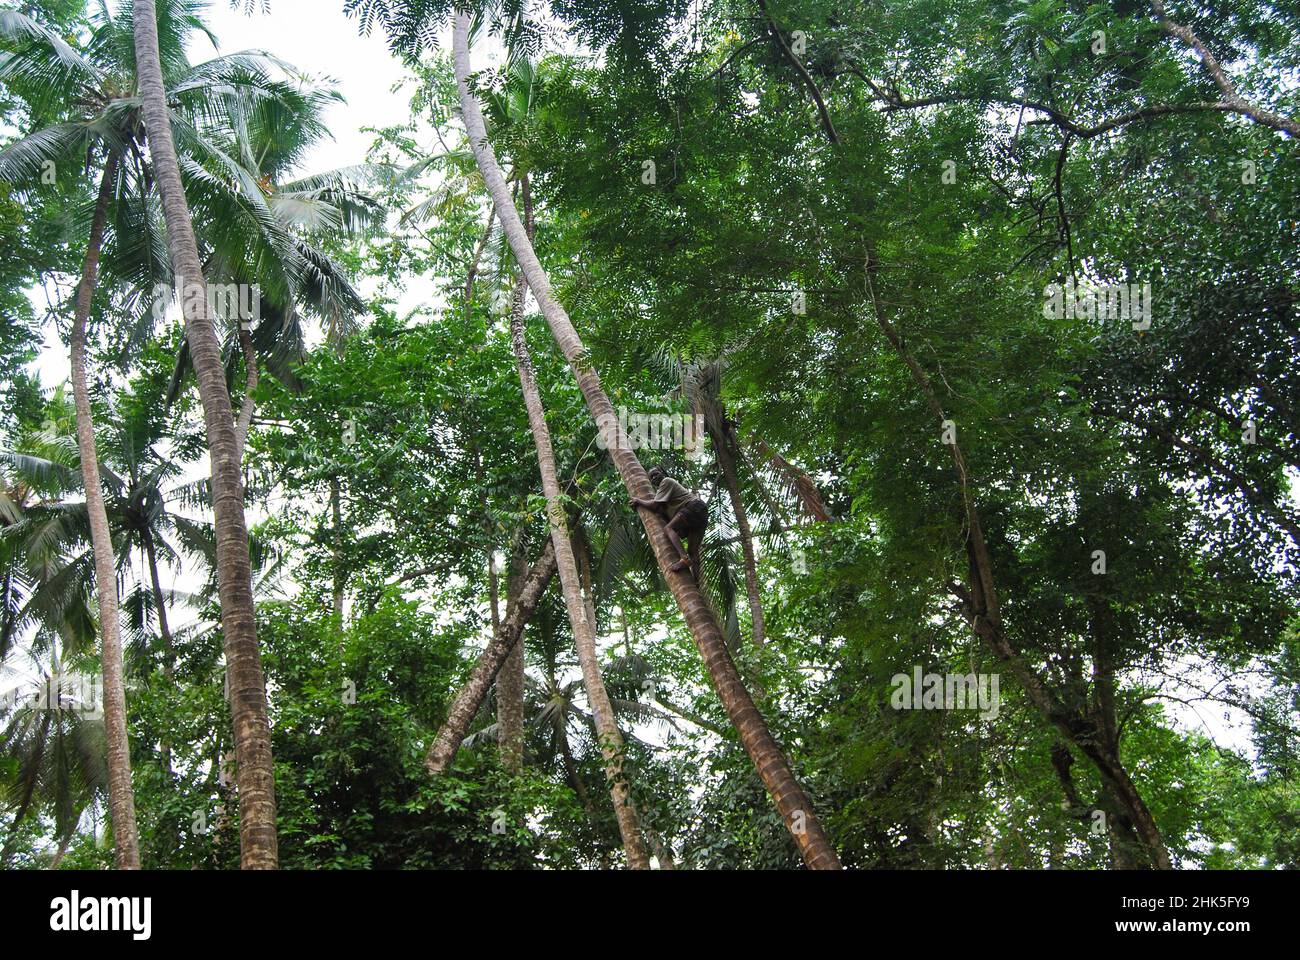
131, 0, 277, 868
1, 0, 311, 868
451, 13, 839, 868
508, 271, 651, 868
67, 147, 139, 867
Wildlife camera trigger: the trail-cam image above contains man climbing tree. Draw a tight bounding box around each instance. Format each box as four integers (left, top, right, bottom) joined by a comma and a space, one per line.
631, 466, 708, 577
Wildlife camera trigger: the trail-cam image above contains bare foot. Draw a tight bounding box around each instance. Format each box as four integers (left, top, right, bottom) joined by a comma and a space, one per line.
669, 558, 691, 573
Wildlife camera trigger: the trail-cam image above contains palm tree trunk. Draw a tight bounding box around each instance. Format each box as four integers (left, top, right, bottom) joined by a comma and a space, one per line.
142, 526, 173, 654
70, 152, 140, 870
426, 540, 557, 773
233, 324, 258, 461
132, 0, 277, 869
453, 14, 839, 869
508, 274, 651, 869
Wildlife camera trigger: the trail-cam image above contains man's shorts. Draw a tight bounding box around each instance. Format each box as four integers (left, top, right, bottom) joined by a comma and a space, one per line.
671, 498, 709, 535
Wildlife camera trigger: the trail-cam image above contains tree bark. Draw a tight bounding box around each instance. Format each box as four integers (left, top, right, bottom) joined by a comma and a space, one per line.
496, 536, 525, 772
508, 273, 651, 869
710, 419, 766, 646
426, 540, 557, 773
70, 152, 141, 870
453, 14, 839, 869
132, 0, 278, 869
143, 525, 175, 774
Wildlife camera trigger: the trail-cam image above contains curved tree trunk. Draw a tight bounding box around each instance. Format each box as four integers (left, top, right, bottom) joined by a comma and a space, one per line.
509, 274, 650, 869
70, 152, 141, 870
453, 14, 839, 869
426, 540, 556, 773
132, 0, 278, 869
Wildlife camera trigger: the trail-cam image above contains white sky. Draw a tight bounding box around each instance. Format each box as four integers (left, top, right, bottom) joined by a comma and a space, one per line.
197, 0, 415, 176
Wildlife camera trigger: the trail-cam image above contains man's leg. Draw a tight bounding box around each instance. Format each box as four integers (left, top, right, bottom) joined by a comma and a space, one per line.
687, 529, 702, 578
665, 513, 692, 571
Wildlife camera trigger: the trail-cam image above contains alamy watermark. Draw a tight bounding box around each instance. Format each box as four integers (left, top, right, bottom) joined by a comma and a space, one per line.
50, 891, 151, 940
890, 667, 1000, 720
150, 276, 260, 329
1042, 280, 1152, 330
1, 675, 102, 716
595, 406, 706, 461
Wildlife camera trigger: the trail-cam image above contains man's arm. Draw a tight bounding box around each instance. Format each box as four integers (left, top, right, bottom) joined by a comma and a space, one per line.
631, 478, 670, 512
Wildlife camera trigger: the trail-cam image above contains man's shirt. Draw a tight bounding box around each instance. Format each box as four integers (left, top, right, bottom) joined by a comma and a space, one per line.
653, 476, 696, 516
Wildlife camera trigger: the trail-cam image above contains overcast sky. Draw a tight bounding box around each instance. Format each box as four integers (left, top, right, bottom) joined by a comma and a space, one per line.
200, 0, 417, 174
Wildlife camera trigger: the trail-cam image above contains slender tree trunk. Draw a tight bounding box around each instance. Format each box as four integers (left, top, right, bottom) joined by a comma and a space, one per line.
463, 203, 495, 304
496, 537, 525, 772
132, 0, 277, 868
646, 826, 677, 870
426, 540, 557, 773
453, 15, 839, 869
508, 274, 651, 869
48, 833, 71, 870
710, 420, 765, 645
70, 153, 140, 870
234, 324, 257, 461
142, 526, 173, 655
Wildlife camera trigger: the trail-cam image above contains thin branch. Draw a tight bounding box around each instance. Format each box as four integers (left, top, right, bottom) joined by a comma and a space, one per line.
756, 0, 841, 145
1149, 0, 1300, 137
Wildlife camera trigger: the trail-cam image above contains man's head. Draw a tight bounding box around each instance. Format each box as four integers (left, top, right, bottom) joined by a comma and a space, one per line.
648, 466, 666, 485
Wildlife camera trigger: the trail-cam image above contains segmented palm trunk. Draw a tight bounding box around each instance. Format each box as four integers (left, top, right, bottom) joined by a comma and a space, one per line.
426, 541, 557, 773
453, 14, 838, 869
70, 153, 140, 870
509, 277, 651, 869
132, 0, 278, 869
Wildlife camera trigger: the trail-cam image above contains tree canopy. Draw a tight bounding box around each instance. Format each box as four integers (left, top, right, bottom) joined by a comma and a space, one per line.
0, 0, 1295, 872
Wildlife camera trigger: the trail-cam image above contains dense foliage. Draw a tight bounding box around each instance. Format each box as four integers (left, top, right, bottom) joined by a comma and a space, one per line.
0, 0, 1296, 869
